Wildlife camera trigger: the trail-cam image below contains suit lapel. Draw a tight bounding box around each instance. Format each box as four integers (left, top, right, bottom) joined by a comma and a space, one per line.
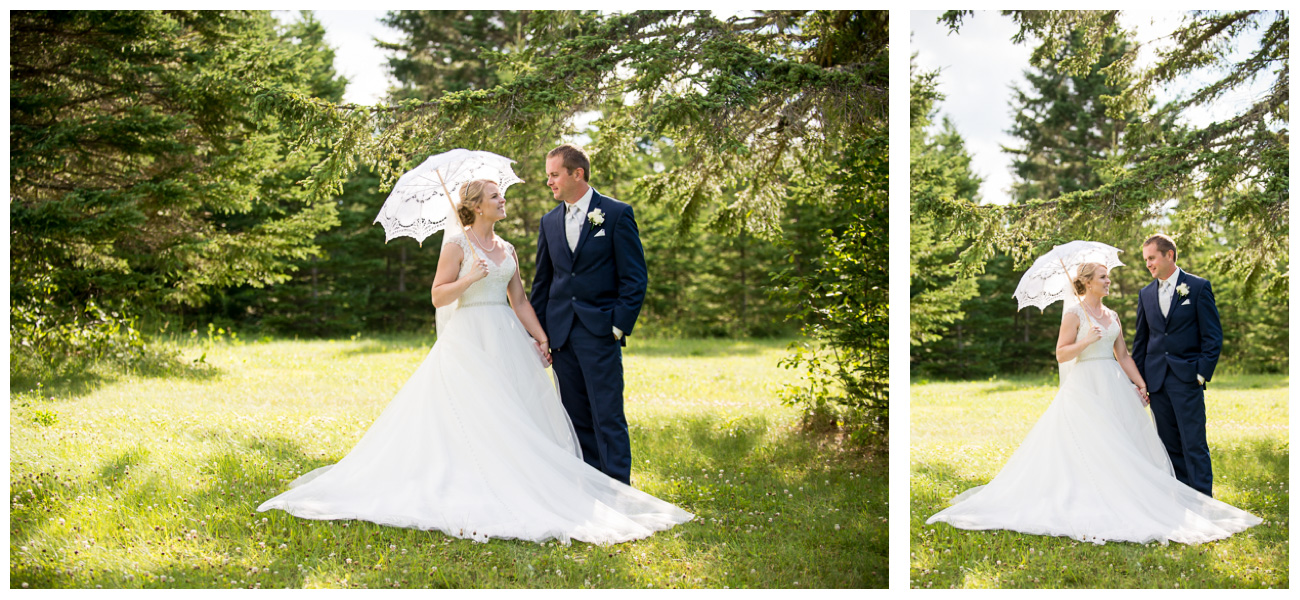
572, 191, 602, 262
545, 205, 574, 265
1166, 271, 1189, 322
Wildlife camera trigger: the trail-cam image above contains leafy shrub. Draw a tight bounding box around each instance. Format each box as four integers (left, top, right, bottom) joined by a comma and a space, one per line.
10, 272, 175, 382
778, 136, 888, 446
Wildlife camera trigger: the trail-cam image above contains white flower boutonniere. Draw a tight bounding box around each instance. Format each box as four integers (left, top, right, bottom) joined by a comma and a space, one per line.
587, 208, 605, 227
1176, 283, 1190, 297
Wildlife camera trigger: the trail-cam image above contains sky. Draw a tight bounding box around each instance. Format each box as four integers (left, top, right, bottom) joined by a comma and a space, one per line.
910, 10, 1270, 206
275, 10, 401, 105
911, 12, 1034, 206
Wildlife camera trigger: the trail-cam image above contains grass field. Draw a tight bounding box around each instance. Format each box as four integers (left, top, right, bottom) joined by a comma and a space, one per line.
910, 374, 1289, 589
10, 335, 885, 589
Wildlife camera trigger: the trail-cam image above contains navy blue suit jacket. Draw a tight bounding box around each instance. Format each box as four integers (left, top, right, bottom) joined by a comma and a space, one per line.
1131, 270, 1223, 392
530, 189, 648, 350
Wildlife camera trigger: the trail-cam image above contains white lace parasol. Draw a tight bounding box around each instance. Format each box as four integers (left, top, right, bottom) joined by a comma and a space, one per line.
373, 149, 524, 246
1013, 241, 1125, 312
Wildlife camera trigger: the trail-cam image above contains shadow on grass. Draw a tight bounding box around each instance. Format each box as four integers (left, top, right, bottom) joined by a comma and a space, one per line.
10, 369, 113, 399
632, 415, 888, 587
334, 336, 437, 358
1201, 375, 1290, 391
911, 460, 989, 511
98, 446, 152, 489
978, 381, 1053, 395
10, 353, 223, 400
623, 338, 791, 358
1214, 436, 1290, 526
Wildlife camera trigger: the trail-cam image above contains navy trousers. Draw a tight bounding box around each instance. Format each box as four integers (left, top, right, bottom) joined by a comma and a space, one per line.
551, 320, 631, 485
1148, 374, 1213, 496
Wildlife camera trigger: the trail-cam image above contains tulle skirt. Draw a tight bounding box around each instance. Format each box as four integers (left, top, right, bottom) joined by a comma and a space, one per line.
257, 303, 693, 545
926, 357, 1261, 545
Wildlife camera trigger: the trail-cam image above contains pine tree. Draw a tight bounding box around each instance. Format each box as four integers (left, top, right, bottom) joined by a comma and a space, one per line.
1004, 28, 1144, 203
10, 10, 348, 372
909, 63, 983, 351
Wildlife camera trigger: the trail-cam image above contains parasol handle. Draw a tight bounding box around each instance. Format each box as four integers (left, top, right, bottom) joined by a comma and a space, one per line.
436, 169, 480, 262
1060, 258, 1095, 329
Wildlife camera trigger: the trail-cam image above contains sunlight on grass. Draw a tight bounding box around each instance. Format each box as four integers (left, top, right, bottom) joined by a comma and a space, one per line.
910, 374, 1289, 589
11, 335, 885, 589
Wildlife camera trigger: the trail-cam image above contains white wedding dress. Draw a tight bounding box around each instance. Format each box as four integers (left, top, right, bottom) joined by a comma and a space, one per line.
926, 303, 1260, 544
257, 232, 693, 544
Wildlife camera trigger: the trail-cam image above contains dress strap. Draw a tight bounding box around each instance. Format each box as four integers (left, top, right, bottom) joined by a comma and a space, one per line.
444, 231, 472, 255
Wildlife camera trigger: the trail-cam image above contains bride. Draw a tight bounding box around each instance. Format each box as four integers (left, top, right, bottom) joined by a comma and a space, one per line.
257, 179, 693, 545
926, 262, 1260, 544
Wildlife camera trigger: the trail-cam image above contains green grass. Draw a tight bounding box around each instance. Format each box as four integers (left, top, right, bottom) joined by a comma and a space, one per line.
911, 374, 1289, 589
10, 335, 885, 589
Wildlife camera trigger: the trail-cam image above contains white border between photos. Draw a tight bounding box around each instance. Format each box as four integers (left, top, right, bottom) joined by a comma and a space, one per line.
897, 3, 1296, 596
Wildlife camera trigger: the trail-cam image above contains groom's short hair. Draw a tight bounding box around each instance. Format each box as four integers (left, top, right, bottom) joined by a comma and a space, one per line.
548, 144, 590, 182
1144, 233, 1178, 262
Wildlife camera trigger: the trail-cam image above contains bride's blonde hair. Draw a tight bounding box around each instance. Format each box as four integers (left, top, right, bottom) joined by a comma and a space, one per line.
1071, 262, 1106, 296
456, 179, 497, 226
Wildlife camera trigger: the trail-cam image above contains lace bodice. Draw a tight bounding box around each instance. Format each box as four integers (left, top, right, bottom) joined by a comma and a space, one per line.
1066, 303, 1119, 361
446, 232, 515, 307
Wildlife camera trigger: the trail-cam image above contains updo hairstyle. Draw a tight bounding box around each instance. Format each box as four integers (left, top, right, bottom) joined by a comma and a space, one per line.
456, 179, 496, 226
1071, 262, 1105, 296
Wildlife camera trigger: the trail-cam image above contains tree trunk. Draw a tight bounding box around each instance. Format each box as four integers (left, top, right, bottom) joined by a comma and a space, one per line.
738, 234, 748, 333
398, 246, 407, 293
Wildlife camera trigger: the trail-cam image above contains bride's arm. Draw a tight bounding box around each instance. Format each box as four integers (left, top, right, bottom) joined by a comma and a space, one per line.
430, 242, 488, 308
1055, 311, 1103, 363
506, 249, 549, 345
1112, 327, 1149, 403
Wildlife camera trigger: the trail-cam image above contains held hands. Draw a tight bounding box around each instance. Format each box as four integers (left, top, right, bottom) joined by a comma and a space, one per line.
533, 338, 552, 368
1135, 385, 1150, 407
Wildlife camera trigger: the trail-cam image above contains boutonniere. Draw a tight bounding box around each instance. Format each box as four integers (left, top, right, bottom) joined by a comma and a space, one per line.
587, 208, 605, 227
1176, 283, 1189, 297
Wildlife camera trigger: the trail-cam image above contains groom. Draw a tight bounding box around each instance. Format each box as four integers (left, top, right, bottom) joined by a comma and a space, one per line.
1131, 233, 1223, 497
531, 143, 647, 486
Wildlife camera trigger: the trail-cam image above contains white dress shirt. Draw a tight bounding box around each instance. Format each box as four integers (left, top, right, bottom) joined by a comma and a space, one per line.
564, 187, 594, 253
